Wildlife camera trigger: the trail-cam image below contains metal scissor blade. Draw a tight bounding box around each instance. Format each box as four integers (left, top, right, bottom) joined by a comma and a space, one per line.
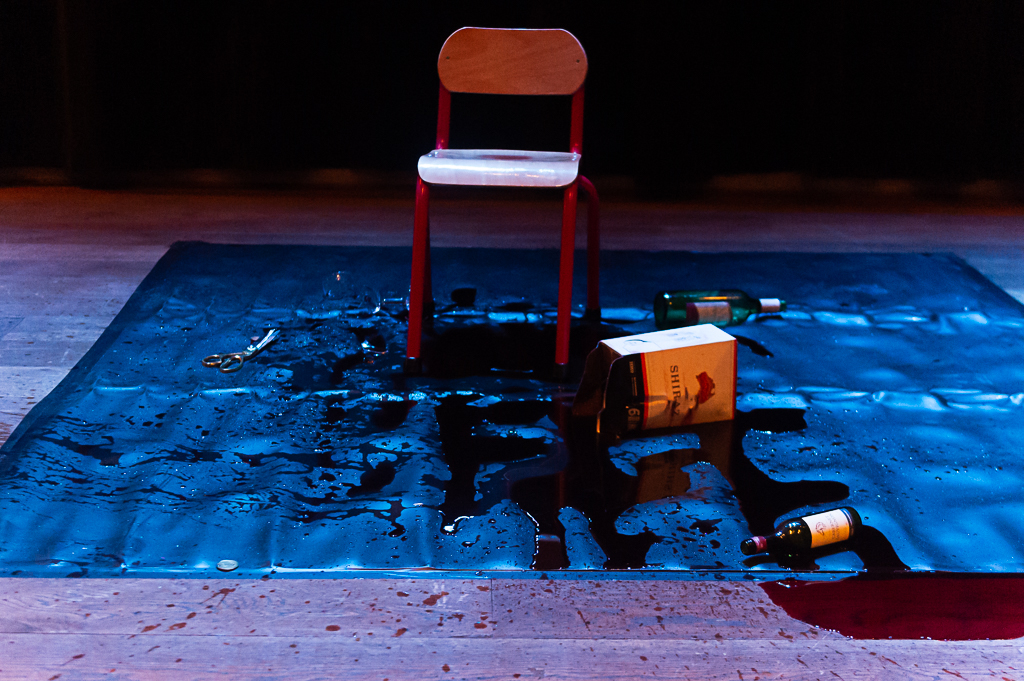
253, 328, 280, 352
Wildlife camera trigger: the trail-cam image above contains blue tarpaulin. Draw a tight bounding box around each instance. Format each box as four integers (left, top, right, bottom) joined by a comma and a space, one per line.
1, 243, 1022, 578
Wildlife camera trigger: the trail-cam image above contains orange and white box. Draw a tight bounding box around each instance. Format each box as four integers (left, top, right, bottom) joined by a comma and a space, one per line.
573, 325, 737, 433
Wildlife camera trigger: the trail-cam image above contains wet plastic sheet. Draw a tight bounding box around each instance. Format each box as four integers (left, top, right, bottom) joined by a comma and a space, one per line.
1, 243, 1022, 578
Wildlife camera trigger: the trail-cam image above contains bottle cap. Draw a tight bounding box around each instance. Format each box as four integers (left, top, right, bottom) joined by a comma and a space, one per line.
759, 298, 783, 313
740, 536, 768, 555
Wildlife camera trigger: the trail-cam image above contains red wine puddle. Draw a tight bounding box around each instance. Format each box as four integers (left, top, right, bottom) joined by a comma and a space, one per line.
761, 574, 1024, 640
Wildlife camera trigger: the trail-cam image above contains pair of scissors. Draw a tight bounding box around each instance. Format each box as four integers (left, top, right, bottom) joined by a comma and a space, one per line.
202, 329, 280, 373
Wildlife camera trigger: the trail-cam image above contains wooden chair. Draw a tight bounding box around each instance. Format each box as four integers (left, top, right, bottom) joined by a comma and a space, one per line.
405, 27, 601, 381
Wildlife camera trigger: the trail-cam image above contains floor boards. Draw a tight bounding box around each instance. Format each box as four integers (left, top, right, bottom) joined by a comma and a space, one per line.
1, 186, 1022, 679
2, 578, 1021, 680
8, 633, 1021, 680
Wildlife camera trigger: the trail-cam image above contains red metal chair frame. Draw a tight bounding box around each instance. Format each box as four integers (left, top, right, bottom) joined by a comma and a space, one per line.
405, 30, 601, 380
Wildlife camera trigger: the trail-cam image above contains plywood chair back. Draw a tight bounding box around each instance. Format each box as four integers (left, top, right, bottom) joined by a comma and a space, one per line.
438, 28, 588, 96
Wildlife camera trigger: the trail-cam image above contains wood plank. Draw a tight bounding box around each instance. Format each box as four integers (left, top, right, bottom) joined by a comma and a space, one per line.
0, 244, 166, 264
0, 366, 69, 445
2, 315, 109, 344
0, 578, 834, 642
0, 292, 130, 320
0, 259, 158, 278
2, 188, 1022, 254
0, 632, 1019, 680
0, 318, 23, 337
0, 340, 101, 368
0, 366, 69, 403
0, 274, 138, 302
490, 579, 841, 641
0, 578, 493, 639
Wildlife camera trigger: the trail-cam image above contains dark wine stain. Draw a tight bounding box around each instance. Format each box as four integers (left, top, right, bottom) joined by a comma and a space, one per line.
423, 592, 448, 606
732, 334, 774, 357
433, 398, 854, 570
201, 587, 235, 606
433, 395, 552, 534
496, 300, 532, 312
450, 287, 477, 307
289, 490, 339, 506
690, 519, 722, 534
324, 403, 347, 426
350, 325, 387, 349
424, 325, 553, 378
761, 574, 1024, 640
370, 401, 417, 430
286, 489, 407, 537
421, 320, 626, 380
346, 461, 396, 497
290, 509, 337, 525
433, 394, 658, 569
71, 436, 122, 467
330, 352, 364, 383
683, 411, 850, 537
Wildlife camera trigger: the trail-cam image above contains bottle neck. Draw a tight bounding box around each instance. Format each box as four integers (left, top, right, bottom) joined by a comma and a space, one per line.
742, 533, 791, 556
747, 535, 769, 553
764, 533, 792, 553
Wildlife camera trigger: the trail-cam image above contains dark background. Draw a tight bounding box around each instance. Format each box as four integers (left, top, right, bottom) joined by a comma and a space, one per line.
4, 1, 1024, 192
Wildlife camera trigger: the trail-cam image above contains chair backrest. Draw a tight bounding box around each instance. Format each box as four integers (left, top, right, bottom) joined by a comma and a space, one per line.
437, 28, 587, 96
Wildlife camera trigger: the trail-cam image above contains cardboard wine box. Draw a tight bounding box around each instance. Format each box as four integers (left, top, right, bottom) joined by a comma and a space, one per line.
573, 324, 737, 435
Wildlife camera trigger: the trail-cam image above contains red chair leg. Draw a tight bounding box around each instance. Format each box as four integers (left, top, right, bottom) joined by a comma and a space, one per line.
578, 175, 600, 321
554, 180, 579, 381
405, 177, 431, 374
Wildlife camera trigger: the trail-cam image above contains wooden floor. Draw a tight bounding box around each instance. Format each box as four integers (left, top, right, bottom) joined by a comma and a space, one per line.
1, 186, 1022, 679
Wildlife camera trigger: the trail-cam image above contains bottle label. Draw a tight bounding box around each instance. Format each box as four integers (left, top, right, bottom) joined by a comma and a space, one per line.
804, 509, 853, 548
686, 301, 731, 324
759, 298, 782, 313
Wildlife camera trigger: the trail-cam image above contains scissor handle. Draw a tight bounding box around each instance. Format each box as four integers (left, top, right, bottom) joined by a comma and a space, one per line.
202, 353, 246, 373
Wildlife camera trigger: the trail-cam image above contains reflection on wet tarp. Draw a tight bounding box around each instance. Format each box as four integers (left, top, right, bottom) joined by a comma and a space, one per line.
0, 244, 1022, 577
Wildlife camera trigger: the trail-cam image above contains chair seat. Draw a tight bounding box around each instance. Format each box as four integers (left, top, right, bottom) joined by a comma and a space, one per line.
418, 149, 581, 187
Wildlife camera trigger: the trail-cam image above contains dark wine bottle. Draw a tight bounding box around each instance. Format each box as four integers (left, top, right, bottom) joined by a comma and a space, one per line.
740, 507, 862, 556
653, 289, 786, 329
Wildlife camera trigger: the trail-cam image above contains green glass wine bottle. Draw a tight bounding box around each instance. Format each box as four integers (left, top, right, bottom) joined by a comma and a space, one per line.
653, 289, 786, 329
740, 507, 862, 556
